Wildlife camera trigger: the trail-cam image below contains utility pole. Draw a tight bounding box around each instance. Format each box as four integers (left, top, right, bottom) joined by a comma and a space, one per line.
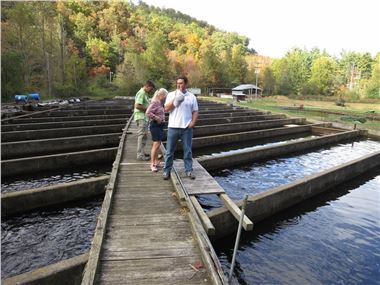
255, 65, 260, 100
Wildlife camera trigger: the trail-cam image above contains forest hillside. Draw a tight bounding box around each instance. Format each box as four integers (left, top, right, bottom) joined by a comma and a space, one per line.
1, 1, 379, 101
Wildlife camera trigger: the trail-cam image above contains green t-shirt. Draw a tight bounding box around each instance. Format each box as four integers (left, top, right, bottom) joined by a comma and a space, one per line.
134, 88, 150, 121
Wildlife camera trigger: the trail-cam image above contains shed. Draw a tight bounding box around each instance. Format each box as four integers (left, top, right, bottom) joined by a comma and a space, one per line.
232, 84, 262, 101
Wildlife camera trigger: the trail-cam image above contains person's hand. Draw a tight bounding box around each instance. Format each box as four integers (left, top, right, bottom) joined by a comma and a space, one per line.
188, 121, 195, 128
156, 117, 162, 124
173, 93, 184, 107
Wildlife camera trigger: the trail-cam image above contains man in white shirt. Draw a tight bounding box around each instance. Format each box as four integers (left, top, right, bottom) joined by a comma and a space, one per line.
163, 75, 199, 180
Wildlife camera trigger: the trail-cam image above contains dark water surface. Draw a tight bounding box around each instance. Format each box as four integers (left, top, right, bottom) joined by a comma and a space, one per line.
214, 169, 380, 284
1, 164, 111, 193
1, 196, 103, 279
198, 139, 380, 209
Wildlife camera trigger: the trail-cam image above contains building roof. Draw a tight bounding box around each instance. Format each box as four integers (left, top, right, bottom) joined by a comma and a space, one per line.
232, 84, 262, 91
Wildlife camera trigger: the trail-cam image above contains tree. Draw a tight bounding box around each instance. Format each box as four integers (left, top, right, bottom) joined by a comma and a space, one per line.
283, 48, 311, 95
262, 67, 275, 95
199, 39, 227, 87
229, 44, 248, 85
309, 56, 338, 95
365, 53, 380, 98
142, 31, 173, 87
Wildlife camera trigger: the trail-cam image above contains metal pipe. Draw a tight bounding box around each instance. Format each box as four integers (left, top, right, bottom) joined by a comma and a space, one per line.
228, 194, 248, 283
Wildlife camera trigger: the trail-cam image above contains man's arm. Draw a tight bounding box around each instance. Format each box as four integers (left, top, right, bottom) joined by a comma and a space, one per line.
135, 103, 146, 112
164, 92, 175, 112
188, 111, 198, 128
164, 99, 175, 112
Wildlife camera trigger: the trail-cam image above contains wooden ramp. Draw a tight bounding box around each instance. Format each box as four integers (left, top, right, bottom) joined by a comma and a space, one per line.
174, 160, 254, 235
82, 121, 226, 285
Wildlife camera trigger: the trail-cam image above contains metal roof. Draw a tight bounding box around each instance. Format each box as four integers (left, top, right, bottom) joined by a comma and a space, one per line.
232, 84, 262, 91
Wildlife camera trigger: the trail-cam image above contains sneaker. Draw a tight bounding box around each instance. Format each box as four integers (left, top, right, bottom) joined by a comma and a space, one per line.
163, 172, 170, 180
137, 156, 150, 161
150, 164, 158, 172
186, 171, 196, 180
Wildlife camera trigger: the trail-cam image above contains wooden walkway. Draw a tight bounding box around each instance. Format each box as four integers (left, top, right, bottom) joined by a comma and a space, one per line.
174, 160, 253, 235
82, 121, 226, 284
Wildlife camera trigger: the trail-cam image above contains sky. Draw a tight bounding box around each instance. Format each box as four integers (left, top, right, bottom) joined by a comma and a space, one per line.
141, 0, 380, 58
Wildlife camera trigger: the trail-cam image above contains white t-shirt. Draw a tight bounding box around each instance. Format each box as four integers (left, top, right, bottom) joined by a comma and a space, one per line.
165, 89, 199, 128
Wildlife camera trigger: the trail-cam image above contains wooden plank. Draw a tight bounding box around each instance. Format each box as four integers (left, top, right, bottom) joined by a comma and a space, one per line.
219, 193, 254, 231
173, 159, 225, 195
190, 196, 215, 236
108, 213, 187, 226
101, 246, 198, 260
97, 257, 210, 284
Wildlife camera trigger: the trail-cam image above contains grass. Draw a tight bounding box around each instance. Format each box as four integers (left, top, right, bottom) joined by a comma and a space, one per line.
199, 95, 380, 132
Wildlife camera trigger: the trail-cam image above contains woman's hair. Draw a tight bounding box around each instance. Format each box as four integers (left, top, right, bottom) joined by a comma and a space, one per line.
153, 88, 168, 100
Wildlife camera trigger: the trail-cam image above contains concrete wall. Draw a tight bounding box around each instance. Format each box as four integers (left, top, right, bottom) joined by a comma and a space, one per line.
2, 118, 127, 132
198, 130, 362, 170
10, 114, 128, 124
2, 176, 109, 216
207, 151, 380, 240
2, 133, 121, 159
2, 253, 88, 285
185, 125, 312, 150
194, 114, 286, 126
193, 118, 306, 137
1, 124, 124, 142
1, 148, 117, 178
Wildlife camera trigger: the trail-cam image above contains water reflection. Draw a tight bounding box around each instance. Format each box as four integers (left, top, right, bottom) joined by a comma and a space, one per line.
1, 196, 103, 279
214, 169, 380, 284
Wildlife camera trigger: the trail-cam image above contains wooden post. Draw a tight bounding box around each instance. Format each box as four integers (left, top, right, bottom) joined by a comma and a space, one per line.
190, 196, 216, 236
219, 193, 253, 231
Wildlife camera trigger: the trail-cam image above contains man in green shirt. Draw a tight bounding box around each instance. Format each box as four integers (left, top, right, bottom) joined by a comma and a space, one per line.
134, 80, 155, 160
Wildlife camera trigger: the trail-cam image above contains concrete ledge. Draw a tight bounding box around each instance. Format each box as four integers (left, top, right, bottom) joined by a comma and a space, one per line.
2, 253, 88, 285
1, 124, 124, 142
207, 151, 380, 240
1, 148, 117, 178
10, 114, 129, 124
194, 114, 286, 126
2, 176, 109, 216
2, 133, 121, 159
193, 118, 306, 137
2, 118, 127, 132
190, 125, 313, 150
198, 130, 361, 170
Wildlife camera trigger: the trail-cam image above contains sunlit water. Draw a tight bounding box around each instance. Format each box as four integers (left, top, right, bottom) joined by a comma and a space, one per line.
191, 132, 315, 158
1, 165, 111, 193
214, 170, 380, 284
1, 196, 103, 279
198, 139, 380, 209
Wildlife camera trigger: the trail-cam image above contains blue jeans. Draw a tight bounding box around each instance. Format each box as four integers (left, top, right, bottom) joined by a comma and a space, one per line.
164, 127, 193, 174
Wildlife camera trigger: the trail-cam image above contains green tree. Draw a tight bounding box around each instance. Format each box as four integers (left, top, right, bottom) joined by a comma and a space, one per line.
229, 44, 248, 85
1, 51, 25, 101
199, 39, 227, 87
365, 53, 380, 98
262, 67, 275, 95
283, 48, 311, 95
309, 56, 338, 95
